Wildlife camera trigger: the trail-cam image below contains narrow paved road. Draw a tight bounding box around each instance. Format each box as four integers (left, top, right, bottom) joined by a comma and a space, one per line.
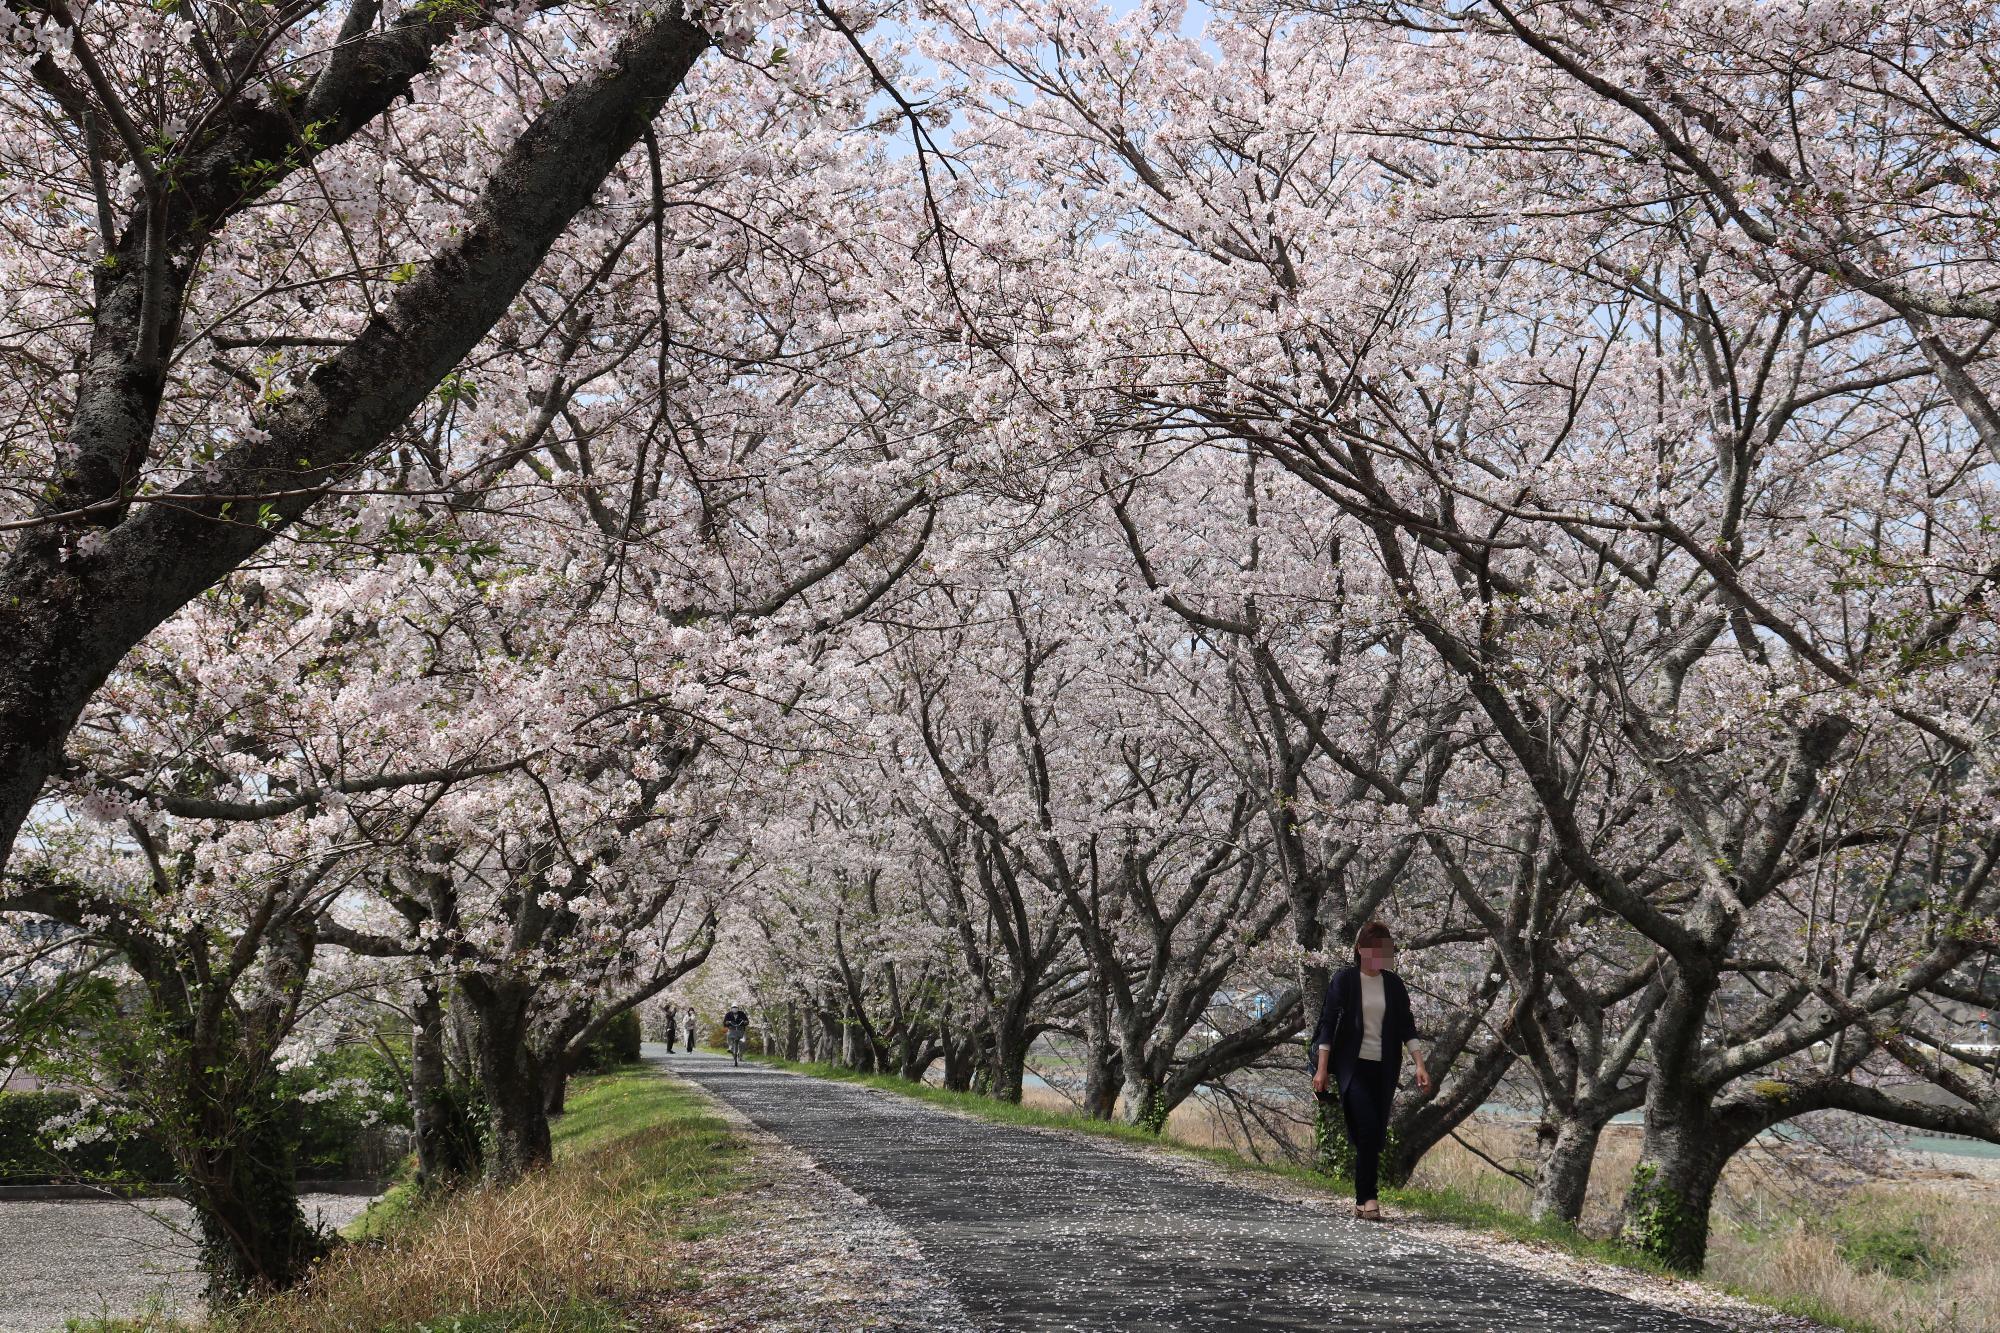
670, 1052, 1724, 1333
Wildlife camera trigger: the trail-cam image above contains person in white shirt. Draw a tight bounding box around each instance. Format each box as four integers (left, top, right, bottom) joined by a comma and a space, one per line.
1309, 920, 1430, 1220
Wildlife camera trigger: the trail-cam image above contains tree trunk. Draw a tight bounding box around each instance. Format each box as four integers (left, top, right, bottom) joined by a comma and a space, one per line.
942, 1027, 978, 1092
1298, 954, 1347, 1175
541, 1060, 568, 1117
814, 1002, 843, 1065
1117, 1018, 1169, 1131
1621, 1080, 1724, 1271
411, 984, 481, 1186
783, 1002, 801, 1061
1314, 1095, 1356, 1178
466, 980, 552, 1183
1531, 1114, 1606, 1226
841, 1009, 878, 1073
1119, 1067, 1169, 1132
1380, 1036, 1516, 1189
180, 1097, 328, 1298
1081, 984, 1121, 1119
485, 1049, 552, 1183
1081, 1055, 1119, 1119
988, 1003, 1030, 1104
1620, 972, 1723, 1270
897, 1032, 938, 1083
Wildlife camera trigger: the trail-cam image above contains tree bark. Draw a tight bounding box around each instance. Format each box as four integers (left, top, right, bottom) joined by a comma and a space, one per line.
1081, 974, 1121, 1119
1619, 972, 1722, 1269
1117, 1009, 1171, 1130
1298, 955, 1347, 1174
1621, 1105, 1728, 1271
1380, 1035, 1516, 1189
181, 1108, 329, 1300
411, 982, 481, 1186
988, 1000, 1032, 1104
942, 1025, 979, 1092
541, 1060, 569, 1117
897, 1040, 939, 1084
1118, 1070, 1165, 1130
464, 978, 553, 1183
1531, 1114, 1609, 1226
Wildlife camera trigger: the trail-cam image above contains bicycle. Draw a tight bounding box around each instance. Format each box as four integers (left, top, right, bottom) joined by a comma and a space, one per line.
725, 1027, 747, 1066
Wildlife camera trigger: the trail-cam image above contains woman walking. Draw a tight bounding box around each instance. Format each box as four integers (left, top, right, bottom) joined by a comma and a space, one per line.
1310, 920, 1430, 1220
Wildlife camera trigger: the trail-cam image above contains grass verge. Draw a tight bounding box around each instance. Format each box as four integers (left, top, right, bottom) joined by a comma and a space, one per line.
70, 1064, 740, 1333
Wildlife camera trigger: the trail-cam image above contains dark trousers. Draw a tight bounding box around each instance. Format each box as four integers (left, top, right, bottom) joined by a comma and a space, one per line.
1339, 1057, 1395, 1203
665, 1026, 677, 1052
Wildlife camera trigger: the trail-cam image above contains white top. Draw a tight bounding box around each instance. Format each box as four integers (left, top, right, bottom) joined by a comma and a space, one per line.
1358, 969, 1387, 1061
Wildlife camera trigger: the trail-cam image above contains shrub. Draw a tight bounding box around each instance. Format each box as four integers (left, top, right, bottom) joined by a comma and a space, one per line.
0, 1090, 176, 1185
1830, 1210, 1955, 1281
1, 1043, 412, 1186
278, 1044, 413, 1179
574, 1011, 643, 1073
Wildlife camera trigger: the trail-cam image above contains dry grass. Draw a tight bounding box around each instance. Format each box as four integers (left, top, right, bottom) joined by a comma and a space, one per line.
1705, 1184, 2000, 1333
1399, 1123, 1999, 1333
238, 1164, 670, 1331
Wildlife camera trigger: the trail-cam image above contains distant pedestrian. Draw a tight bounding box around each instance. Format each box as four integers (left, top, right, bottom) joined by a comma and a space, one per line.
664, 1008, 678, 1053
1311, 920, 1431, 1221
685, 1007, 698, 1052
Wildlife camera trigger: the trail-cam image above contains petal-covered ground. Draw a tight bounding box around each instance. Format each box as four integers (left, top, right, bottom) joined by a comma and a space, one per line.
671, 1052, 1822, 1333
0, 1193, 371, 1332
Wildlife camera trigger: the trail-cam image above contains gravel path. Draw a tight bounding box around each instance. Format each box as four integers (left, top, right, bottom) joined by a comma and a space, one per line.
0, 1193, 370, 1332
673, 1053, 1740, 1333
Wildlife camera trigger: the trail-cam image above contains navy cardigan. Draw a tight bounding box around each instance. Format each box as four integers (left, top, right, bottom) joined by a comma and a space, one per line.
1310, 965, 1419, 1095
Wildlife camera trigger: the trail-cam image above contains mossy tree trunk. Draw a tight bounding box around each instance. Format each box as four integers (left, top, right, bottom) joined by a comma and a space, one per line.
1380, 1031, 1517, 1190
181, 1095, 329, 1300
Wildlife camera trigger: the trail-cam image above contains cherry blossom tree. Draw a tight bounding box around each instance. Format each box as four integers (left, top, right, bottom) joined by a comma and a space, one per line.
916, 0, 2000, 1267
0, 562, 513, 1293
7, 0, 1999, 1288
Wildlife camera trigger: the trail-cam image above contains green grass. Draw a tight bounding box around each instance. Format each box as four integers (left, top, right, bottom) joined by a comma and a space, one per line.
336, 1065, 736, 1247
342, 1170, 423, 1242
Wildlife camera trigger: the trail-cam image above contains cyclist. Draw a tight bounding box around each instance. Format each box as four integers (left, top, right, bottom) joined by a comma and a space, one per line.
722, 1003, 751, 1066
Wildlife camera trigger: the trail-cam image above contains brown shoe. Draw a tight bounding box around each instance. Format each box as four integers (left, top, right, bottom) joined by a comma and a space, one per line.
1356, 1200, 1383, 1221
